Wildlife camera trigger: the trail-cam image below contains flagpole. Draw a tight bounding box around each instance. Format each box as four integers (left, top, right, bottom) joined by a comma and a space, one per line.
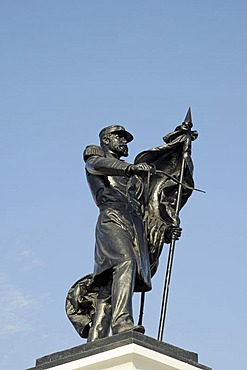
138, 292, 145, 326
157, 108, 192, 341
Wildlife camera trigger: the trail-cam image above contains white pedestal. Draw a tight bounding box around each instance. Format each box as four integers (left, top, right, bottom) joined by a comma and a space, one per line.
27, 332, 211, 370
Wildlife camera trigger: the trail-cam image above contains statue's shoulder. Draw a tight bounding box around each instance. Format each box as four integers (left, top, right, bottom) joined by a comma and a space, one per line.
83, 145, 105, 162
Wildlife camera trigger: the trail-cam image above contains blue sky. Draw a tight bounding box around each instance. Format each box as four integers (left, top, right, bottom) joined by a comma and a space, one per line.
1, 1, 247, 369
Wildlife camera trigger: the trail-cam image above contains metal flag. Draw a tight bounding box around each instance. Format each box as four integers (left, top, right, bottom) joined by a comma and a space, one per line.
157, 107, 195, 341
134, 108, 199, 340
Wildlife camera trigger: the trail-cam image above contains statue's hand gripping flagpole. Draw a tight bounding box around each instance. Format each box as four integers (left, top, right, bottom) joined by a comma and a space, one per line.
157, 107, 195, 341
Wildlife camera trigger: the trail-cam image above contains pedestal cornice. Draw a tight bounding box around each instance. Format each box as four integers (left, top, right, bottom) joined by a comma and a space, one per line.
27, 331, 211, 370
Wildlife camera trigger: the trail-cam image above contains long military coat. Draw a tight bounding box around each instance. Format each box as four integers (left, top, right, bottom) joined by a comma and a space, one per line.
83, 145, 152, 292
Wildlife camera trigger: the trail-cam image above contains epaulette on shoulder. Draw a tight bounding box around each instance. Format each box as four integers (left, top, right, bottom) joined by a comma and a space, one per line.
83, 145, 105, 162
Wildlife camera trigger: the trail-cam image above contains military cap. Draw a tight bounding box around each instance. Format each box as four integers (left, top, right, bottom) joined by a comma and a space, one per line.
99, 125, 133, 143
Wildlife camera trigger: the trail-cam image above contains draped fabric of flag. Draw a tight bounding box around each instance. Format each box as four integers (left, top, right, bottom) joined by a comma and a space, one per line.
133, 123, 198, 277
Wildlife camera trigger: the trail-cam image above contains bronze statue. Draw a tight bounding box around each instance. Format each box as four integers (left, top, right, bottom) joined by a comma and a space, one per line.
66, 110, 199, 342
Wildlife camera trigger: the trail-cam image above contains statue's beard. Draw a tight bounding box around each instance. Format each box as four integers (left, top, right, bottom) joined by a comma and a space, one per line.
119, 144, 128, 157
111, 143, 128, 157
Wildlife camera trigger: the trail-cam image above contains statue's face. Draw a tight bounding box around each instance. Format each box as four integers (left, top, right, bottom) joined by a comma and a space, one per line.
107, 133, 129, 157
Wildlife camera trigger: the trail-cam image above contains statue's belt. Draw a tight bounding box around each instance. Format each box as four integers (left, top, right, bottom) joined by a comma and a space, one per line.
99, 201, 142, 216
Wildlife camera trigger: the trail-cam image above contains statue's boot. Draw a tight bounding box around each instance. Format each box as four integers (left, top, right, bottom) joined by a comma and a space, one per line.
113, 324, 145, 335
87, 300, 111, 342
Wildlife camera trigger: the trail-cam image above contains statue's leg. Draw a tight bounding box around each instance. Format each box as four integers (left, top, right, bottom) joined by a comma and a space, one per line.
87, 282, 112, 342
111, 259, 137, 335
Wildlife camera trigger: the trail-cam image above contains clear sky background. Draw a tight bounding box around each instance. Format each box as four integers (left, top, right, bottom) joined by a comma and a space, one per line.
1, 1, 247, 369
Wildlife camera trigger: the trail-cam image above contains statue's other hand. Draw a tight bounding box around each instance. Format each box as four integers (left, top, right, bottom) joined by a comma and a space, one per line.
127, 163, 153, 177
165, 226, 182, 243
171, 226, 182, 240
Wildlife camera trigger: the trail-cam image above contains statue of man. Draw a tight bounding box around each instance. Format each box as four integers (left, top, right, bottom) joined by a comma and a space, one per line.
83, 125, 181, 342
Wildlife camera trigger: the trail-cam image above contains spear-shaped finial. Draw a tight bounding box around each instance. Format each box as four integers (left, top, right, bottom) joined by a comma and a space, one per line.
183, 107, 192, 127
